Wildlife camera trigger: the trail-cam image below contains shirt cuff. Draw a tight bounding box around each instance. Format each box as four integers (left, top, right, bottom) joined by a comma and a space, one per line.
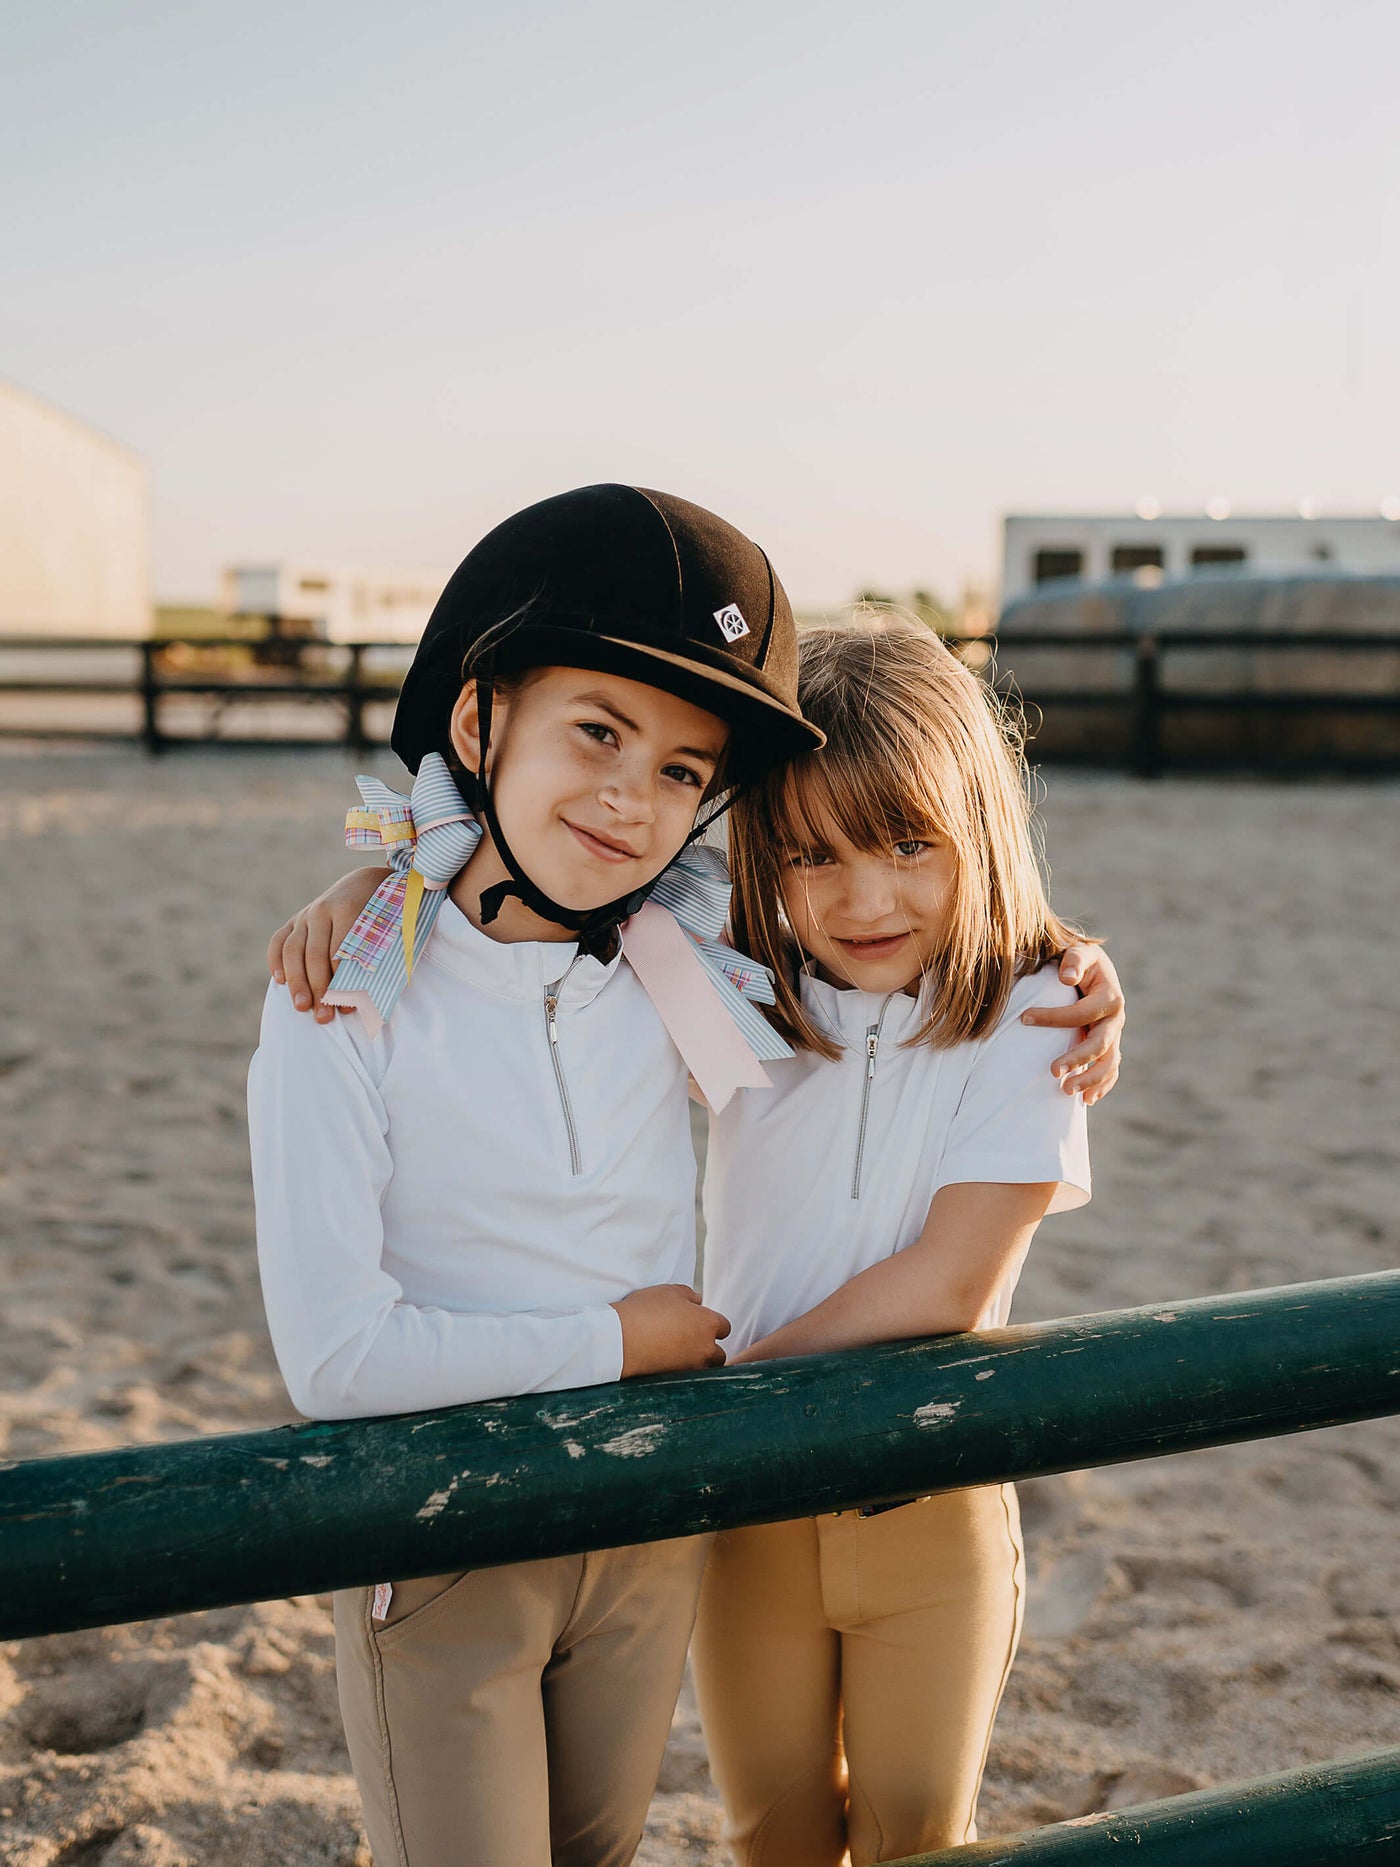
583, 1301, 627, 1385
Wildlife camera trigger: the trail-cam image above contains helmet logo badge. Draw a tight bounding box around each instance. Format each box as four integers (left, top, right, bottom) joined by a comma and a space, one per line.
714, 604, 750, 643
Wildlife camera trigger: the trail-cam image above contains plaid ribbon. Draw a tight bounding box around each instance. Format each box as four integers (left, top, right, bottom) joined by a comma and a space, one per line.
323, 754, 482, 1037
322, 758, 791, 1088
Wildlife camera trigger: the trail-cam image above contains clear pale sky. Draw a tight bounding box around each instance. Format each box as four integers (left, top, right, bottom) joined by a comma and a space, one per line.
4, 1, 1398, 605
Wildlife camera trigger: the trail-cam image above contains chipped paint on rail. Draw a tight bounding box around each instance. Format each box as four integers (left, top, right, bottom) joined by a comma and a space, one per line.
598, 1424, 667, 1459
416, 1470, 469, 1519
913, 1400, 961, 1428
539, 1404, 611, 1433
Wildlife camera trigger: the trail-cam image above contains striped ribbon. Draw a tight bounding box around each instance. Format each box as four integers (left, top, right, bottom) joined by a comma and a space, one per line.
323, 755, 482, 1038
321, 756, 790, 1102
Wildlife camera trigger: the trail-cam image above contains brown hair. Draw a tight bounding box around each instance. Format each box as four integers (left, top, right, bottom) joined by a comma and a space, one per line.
728, 618, 1086, 1059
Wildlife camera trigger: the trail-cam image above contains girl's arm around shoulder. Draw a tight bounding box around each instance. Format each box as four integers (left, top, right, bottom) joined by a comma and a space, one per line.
1023, 942, 1125, 1107
266, 865, 389, 1021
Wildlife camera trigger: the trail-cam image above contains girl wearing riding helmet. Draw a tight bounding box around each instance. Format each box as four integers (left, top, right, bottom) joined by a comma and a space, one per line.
248, 484, 824, 1867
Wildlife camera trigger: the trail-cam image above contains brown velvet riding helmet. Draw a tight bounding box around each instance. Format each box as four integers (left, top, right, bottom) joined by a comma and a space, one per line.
390, 483, 823, 784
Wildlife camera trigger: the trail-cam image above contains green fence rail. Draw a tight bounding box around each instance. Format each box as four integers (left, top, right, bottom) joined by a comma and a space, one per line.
899, 1748, 1400, 1864
0, 1271, 1395, 1643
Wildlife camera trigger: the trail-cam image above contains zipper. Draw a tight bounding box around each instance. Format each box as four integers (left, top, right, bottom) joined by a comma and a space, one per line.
544, 958, 584, 1177
852, 992, 898, 1199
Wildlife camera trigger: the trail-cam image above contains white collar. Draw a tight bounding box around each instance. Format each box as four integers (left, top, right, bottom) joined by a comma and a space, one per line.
424, 894, 619, 1007
797, 964, 926, 1045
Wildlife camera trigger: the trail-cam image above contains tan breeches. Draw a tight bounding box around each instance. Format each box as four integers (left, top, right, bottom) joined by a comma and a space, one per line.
690, 1488, 1024, 1867
334, 1534, 711, 1867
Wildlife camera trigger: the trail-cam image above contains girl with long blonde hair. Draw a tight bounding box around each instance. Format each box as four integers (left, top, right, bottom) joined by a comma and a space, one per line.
693, 618, 1097, 1864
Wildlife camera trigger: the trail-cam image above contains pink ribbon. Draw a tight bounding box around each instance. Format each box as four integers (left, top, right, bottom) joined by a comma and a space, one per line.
622, 902, 773, 1113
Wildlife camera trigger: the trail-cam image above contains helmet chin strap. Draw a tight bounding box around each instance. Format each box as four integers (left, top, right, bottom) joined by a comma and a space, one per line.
462, 672, 731, 957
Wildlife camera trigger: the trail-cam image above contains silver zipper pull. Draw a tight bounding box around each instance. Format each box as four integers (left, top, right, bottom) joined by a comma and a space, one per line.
866, 1027, 879, 1077
544, 981, 582, 1174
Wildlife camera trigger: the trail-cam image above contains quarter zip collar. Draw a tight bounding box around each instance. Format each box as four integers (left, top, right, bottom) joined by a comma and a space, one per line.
797, 965, 924, 1050
424, 894, 619, 1009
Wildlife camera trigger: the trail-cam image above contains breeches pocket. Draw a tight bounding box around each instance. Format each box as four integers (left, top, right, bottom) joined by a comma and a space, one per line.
847, 1487, 1023, 1623
370, 1570, 474, 1647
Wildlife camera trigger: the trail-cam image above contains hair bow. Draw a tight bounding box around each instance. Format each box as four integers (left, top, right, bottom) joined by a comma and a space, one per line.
323, 754, 482, 1038
322, 759, 788, 1108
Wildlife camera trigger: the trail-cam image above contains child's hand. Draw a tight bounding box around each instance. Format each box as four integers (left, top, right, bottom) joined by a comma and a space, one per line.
611, 1285, 731, 1376
1021, 943, 1125, 1107
267, 866, 390, 1022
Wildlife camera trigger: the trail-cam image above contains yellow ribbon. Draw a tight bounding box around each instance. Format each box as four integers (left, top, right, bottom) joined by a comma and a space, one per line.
402, 868, 426, 980
345, 808, 415, 844
343, 806, 425, 976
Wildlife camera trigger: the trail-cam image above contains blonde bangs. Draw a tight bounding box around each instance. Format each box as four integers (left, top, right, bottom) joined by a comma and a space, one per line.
727, 616, 1088, 1057
767, 710, 954, 864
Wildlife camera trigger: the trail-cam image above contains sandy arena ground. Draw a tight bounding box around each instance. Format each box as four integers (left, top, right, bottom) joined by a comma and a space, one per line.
1, 745, 1397, 1865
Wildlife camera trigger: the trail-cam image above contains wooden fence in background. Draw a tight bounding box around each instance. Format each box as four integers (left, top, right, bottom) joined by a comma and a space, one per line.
1, 631, 1398, 774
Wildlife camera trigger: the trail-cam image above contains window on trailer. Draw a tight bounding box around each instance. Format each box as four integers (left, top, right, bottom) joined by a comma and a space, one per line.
1110, 544, 1164, 576
1033, 548, 1084, 585
1190, 545, 1247, 570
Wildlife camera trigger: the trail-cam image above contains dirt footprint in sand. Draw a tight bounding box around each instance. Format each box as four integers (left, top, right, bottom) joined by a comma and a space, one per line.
1114, 1549, 1262, 1623
17, 1673, 152, 1758
51, 1826, 194, 1867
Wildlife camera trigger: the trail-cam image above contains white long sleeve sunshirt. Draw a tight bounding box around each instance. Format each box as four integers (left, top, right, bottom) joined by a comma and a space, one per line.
247, 897, 694, 1420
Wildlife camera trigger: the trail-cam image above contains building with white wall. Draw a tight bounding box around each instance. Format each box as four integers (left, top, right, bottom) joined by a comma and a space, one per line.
0, 380, 151, 636
1001, 511, 1400, 607
221, 563, 449, 645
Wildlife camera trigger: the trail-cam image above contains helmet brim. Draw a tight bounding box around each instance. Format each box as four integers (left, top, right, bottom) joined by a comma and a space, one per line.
392, 623, 824, 783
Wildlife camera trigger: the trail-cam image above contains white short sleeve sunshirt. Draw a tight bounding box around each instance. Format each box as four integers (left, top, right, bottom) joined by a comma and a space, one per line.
702, 960, 1091, 1354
